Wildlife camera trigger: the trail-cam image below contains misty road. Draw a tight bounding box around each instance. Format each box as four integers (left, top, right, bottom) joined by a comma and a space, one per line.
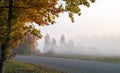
13, 56, 120, 73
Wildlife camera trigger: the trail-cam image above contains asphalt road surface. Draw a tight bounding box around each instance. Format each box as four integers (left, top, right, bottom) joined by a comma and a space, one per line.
13, 56, 120, 73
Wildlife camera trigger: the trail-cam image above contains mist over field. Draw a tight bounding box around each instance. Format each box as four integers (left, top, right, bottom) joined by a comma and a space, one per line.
39, 34, 120, 57
35, 0, 120, 57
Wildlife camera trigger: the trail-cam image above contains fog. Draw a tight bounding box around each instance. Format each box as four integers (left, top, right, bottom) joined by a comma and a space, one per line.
32, 0, 120, 57
39, 34, 120, 57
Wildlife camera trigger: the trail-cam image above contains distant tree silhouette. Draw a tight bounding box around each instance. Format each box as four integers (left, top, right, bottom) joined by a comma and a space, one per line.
44, 34, 50, 45
52, 38, 57, 47
43, 34, 51, 54
50, 38, 57, 54
60, 34, 65, 44
43, 34, 58, 55
68, 40, 74, 48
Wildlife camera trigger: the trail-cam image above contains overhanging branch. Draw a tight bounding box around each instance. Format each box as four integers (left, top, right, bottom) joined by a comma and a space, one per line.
0, 6, 31, 9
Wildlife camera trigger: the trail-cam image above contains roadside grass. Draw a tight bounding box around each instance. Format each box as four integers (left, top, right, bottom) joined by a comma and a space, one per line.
4, 60, 65, 73
49, 54, 120, 63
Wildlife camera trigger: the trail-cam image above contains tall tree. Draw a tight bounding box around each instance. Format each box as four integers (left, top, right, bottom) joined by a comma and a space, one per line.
43, 34, 51, 53
13, 34, 39, 55
52, 38, 57, 47
44, 34, 50, 45
26, 34, 39, 52
60, 34, 65, 44
0, 0, 95, 72
50, 38, 57, 54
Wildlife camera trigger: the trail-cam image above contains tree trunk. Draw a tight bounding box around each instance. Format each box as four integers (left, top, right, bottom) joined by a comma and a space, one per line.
0, 45, 6, 73
0, 0, 13, 73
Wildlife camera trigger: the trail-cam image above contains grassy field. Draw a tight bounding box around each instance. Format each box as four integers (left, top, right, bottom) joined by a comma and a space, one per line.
4, 60, 65, 73
49, 54, 120, 63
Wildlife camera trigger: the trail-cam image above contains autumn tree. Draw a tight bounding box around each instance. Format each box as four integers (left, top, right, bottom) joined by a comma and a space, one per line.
13, 41, 31, 56
26, 34, 39, 52
0, 0, 95, 72
13, 34, 39, 55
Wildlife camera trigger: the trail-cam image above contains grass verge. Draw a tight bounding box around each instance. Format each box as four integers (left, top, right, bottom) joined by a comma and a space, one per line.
4, 60, 65, 73
49, 54, 120, 63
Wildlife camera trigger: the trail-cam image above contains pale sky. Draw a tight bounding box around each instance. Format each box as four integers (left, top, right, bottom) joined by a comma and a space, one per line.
35, 0, 120, 52
37, 0, 120, 41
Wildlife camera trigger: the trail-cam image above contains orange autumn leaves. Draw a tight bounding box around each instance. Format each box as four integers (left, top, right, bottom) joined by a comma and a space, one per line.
0, 0, 95, 49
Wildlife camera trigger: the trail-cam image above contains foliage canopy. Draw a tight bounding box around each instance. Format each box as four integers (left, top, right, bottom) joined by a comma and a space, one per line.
0, 0, 95, 48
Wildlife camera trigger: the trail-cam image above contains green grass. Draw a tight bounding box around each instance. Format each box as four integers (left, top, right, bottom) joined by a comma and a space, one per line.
4, 60, 65, 73
49, 54, 120, 63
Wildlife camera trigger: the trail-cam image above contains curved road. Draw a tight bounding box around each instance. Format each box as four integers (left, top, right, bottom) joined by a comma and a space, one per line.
13, 56, 120, 73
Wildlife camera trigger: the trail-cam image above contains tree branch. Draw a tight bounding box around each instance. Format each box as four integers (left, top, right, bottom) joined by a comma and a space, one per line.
0, 6, 31, 9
